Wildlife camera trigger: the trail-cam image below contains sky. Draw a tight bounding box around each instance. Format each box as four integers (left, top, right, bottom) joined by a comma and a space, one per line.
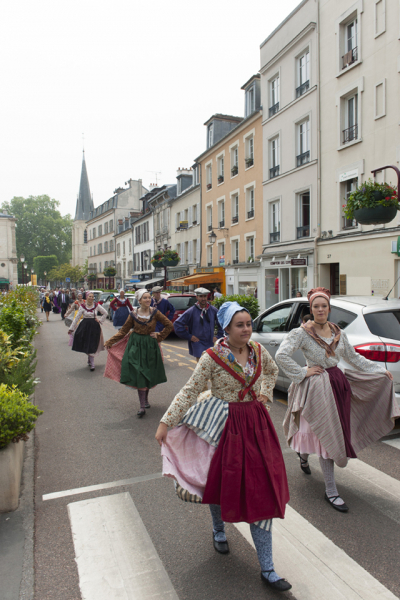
1, 0, 301, 218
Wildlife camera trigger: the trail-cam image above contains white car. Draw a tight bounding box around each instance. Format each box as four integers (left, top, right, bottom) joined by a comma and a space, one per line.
251, 296, 400, 406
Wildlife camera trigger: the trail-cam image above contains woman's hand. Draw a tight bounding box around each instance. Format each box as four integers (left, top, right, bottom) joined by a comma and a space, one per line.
385, 370, 393, 381
306, 366, 324, 377
150, 332, 159, 339
257, 394, 269, 404
155, 423, 168, 446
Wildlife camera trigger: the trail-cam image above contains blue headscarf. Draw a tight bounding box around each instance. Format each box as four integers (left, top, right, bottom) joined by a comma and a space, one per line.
217, 301, 250, 332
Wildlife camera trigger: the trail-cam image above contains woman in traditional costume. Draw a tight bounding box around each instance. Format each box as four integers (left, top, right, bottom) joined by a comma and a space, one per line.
110, 289, 134, 330
67, 292, 107, 371
52, 289, 61, 315
155, 302, 291, 593
66, 293, 85, 346
276, 287, 400, 512
42, 292, 53, 321
104, 289, 174, 418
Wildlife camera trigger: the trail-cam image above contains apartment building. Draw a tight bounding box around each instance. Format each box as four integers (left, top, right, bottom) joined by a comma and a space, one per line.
0, 210, 17, 289
196, 78, 263, 297
259, 0, 319, 309
114, 213, 142, 289
318, 0, 400, 298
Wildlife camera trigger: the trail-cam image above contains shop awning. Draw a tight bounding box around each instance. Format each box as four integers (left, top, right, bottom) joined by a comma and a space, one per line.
135, 277, 165, 288
167, 273, 224, 286
0, 278, 9, 283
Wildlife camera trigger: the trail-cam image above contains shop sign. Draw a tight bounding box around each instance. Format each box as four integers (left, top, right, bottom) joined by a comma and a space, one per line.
219, 255, 225, 266
179, 221, 188, 229
291, 258, 307, 266
339, 169, 358, 183
195, 268, 214, 273
270, 260, 291, 266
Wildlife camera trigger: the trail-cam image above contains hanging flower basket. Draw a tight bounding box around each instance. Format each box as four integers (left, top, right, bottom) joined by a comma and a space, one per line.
151, 249, 180, 269
343, 178, 399, 225
162, 258, 179, 267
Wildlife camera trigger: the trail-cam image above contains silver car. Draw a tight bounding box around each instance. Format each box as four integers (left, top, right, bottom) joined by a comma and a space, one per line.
252, 296, 400, 406
103, 294, 138, 320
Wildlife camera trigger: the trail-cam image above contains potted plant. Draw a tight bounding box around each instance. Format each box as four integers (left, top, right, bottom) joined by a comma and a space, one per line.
162, 249, 180, 267
218, 175, 224, 184
231, 165, 238, 176
245, 158, 254, 168
0, 383, 43, 512
343, 179, 399, 225
248, 256, 254, 263
207, 183, 212, 190
151, 250, 165, 269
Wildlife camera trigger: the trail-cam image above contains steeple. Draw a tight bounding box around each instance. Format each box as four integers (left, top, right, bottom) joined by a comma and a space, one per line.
74, 150, 94, 221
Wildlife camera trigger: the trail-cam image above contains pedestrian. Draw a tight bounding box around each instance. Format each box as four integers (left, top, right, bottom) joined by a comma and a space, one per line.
276, 287, 400, 512
156, 301, 291, 592
150, 286, 175, 333
104, 289, 174, 418
39, 288, 45, 312
66, 293, 85, 346
213, 286, 222, 298
110, 289, 134, 330
296, 291, 302, 298
174, 287, 224, 362
52, 288, 61, 315
42, 292, 53, 321
67, 292, 107, 371
59, 289, 70, 320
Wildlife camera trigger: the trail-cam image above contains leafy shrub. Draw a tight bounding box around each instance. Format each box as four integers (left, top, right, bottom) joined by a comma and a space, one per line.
0, 302, 27, 347
212, 294, 260, 320
0, 383, 43, 449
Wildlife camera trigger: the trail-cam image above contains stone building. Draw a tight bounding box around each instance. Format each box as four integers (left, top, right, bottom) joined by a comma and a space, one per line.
71, 151, 94, 267
0, 210, 18, 290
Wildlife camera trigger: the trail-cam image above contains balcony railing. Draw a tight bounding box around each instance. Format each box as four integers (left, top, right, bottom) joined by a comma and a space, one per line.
245, 158, 254, 168
296, 80, 310, 98
207, 183, 212, 190
232, 215, 238, 224
233, 259, 239, 264
342, 124, 358, 144
219, 220, 225, 228
270, 231, 280, 243
270, 165, 280, 179
342, 46, 358, 69
208, 224, 212, 231
297, 225, 310, 239
296, 151, 310, 167
207, 261, 212, 267
231, 166, 238, 176
269, 102, 279, 117
247, 210, 254, 219
218, 176, 224, 184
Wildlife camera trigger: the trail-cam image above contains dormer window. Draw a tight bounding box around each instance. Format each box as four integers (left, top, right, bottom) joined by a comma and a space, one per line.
207, 123, 214, 149
245, 85, 255, 117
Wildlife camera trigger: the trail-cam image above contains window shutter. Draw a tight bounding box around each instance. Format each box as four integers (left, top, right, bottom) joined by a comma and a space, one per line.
188, 205, 192, 226
181, 243, 185, 264
188, 240, 192, 264
196, 203, 200, 224
175, 213, 179, 230
196, 237, 200, 263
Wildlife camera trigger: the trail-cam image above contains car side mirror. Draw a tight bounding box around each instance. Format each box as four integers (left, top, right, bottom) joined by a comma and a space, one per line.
252, 318, 258, 332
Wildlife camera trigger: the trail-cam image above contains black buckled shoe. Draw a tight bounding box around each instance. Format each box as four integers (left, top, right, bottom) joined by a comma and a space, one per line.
324, 493, 349, 512
261, 571, 292, 592
297, 452, 311, 475
144, 403, 151, 409
213, 534, 229, 554
136, 409, 146, 419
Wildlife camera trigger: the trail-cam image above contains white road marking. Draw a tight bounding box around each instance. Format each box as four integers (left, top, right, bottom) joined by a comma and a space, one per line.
382, 437, 400, 450
235, 504, 398, 600
43, 473, 162, 501
68, 492, 179, 600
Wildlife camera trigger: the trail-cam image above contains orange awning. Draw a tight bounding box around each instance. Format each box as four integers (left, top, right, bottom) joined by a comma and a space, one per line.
167, 272, 224, 286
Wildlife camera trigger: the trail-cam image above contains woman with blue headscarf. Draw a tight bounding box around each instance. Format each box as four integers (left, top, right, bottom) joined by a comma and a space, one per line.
155, 301, 291, 593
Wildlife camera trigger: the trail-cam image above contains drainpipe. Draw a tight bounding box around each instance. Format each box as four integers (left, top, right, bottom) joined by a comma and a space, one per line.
315, 2, 322, 288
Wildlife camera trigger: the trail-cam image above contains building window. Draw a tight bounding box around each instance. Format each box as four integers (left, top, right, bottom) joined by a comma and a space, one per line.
207, 245, 213, 267
374, 0, 385, 37
207, 123, 214, 149
270, 136, 280, 178
246, 187, 255, 219
110, 240, 114, 252
104, 241, 108, 253
246, 237, 255, 262
342, 178, 358, 229
90, 247, 92, 257
231, 194, 239, 224
245, 136, 254, 168
193, 164, 199, 186
297, 192, 310, 239
232, 240, 239, 264
104, 222, 108, 234
99, 262, 102, 273
374, 80, 386, 120
270, 201, 280, 243
104, 261, 108, 269
98, 243, 102, 254
129, 238, 132, 253
206, 163, 212, 190
343, 94, 358, 143
117, 243, 121, 257
207, 205, 213, 232
218, 242, 225, 266
92, 227, 96, 239
230, 145, 239, 177
245, 85, 255, 117
109, 220, 114, 232
217, 155, 224, 184
122, 241, 126, 256
296, 50, 310, 97
342, 18, 358, 69
297, 119, 310, 166
117, 263, 121, 276
98, 225, 102, 236
269, 76, 280, 117
218, 199, 225, 228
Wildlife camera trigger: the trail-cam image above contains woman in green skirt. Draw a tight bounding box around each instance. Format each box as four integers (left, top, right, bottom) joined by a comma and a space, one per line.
104, 289, 174, 417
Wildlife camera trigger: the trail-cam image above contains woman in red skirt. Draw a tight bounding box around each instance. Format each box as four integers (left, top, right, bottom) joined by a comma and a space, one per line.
155, 301, 291, 592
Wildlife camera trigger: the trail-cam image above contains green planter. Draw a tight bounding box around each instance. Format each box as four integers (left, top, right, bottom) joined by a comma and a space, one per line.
152, 261, 164, 269
162, 259, 179, 267
353, 205, 397, 225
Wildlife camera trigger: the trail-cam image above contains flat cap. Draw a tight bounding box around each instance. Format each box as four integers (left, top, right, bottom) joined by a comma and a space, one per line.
152, 286, 163, 292
194, 287, 210, 295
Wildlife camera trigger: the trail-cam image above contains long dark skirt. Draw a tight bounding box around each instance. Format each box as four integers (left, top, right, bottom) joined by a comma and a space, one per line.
202, 400, 290, 523
120, 332, 166, 388
326, 366, 357, 458
72, 319, 100, 355
113, 305, 130, 328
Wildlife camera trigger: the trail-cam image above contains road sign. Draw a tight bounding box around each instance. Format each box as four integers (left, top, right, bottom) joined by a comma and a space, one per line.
65, 277, 71, 282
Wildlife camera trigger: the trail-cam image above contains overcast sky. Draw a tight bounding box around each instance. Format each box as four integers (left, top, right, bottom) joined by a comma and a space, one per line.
1, 0, 301, 217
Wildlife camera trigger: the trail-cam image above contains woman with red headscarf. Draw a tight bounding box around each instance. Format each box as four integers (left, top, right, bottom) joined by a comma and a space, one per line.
276, 287, 400, 512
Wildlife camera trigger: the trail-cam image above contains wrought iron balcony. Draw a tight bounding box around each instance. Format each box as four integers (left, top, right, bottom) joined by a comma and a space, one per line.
207, 183, 212, 190
245, 158, 254, 168
269, 102, 279, 117
207, 262, 212, 267
297, 225, 310, 239
342, 124, 358, 144
233, 259, 239, 264
219, 220, 225, 228
342, 46, 358, 69
296, 80, 310, 98
296, 151, 310, 167
218, 176, 224, 184
208, 224, 212, 231
270, 231, 280, 243
270, 165, 280, 179
232, 215, 238, 224
231, 166, 238, 176
247, 210, 254, 219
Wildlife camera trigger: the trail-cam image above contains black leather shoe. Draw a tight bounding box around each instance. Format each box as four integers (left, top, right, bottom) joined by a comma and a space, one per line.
297, 452, 311, 475
213, 534, 229, 554
136, 410, 146, 418
261, 572, 292, 592
144, 403, 151, 409
324, 493, 349, 512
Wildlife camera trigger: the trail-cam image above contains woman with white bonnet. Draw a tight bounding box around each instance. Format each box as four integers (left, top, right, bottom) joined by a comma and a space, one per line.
104, 288, 173, 417
156, 301, 291, 593
68, 292, 107, 371
276, 287, 399, 512
110, 289, 133, 330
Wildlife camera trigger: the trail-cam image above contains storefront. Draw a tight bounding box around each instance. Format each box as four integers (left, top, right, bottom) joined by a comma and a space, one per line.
167, 267, 226, 294
261, 251, 314, 310
0, 278, 10, 290
224, 264, 261, 299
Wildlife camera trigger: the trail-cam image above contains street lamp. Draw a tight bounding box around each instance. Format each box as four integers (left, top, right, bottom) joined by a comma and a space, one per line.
24, 263, 28, 286
44, 271, 47, 288
31, 268, 34, 285
20, 255, 25, 285
208, 230, 217, 245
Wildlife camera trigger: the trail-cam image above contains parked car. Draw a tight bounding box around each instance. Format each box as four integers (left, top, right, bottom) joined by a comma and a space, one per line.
87, 290, 103, 302
104, 294, 138, 320
251, 296, 400, 406
167, 293, 197, 323
97, 292, 117, 305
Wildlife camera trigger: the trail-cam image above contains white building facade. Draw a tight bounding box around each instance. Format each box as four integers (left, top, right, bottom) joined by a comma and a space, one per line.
0, 210, 18, 290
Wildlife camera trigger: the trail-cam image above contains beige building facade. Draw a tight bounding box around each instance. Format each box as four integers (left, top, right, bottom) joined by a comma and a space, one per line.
318, 0, 400, 298
259, 0, 319, 310
0, 210, 18, 289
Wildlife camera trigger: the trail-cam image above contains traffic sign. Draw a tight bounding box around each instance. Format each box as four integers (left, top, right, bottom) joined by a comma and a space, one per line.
65, 277, 71, 282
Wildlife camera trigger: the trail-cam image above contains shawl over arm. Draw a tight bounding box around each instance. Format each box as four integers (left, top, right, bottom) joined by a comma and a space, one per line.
275, 328, 308, 384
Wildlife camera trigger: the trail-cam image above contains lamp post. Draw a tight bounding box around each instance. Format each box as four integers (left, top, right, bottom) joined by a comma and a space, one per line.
24, 263, 28, 286
44, 271, 47, 288
20, 255, 25, 285
31, 268, 34, 286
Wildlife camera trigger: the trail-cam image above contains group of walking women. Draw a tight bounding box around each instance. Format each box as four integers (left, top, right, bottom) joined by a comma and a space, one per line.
64, 284, 398, 593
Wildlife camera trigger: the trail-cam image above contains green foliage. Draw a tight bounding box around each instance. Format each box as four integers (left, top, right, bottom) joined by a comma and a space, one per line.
343, 179, 399, 220
0, 384, 43, 449
0, 350, 38, 398
1, 195, 73, 280
212, 294, 260, 320
87, 274, 97, 281
47, 263, 84, 284
33, 255, 58, 280
104, 266, 117, 277
151, 250, 165, 266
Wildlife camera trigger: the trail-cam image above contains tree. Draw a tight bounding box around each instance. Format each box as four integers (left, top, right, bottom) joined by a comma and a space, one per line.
47, 263, 84, 286
33, 256, 58, 281
1, 196, 73, 282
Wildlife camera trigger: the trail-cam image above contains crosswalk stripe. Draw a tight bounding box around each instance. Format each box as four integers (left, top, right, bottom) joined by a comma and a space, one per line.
383, 438, 400, 450
68, 492, 179, 600
235, 504, 398, 600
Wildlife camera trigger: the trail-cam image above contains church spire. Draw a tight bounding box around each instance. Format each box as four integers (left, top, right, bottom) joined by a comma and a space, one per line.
74, 150, 94, 221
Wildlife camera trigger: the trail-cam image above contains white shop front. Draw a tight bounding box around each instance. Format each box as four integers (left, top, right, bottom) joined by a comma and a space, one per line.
261, 251, 314, 310
224, 263, 262, 299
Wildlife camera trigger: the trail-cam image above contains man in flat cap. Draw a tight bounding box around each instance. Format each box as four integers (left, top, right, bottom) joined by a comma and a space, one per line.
174, 287, 223, 361
150, 286, 175, 332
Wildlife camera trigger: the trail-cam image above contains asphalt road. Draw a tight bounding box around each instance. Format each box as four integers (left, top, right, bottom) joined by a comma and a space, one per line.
32, 311, 400, 600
